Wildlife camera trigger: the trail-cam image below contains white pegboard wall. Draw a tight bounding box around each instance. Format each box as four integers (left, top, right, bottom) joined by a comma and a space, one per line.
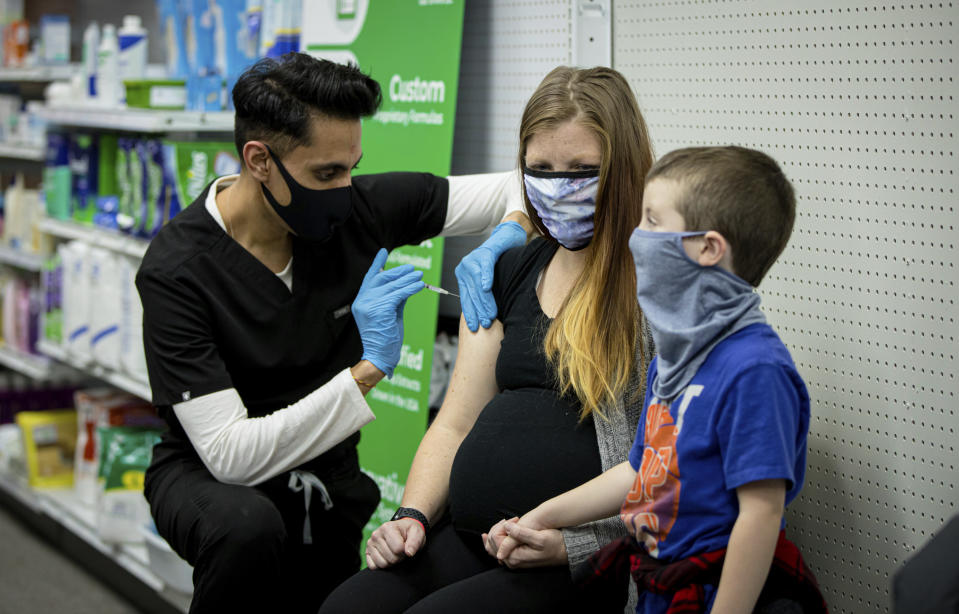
451, 0, 572, 174
613, 2, 957, 612
443, 0, 574, 318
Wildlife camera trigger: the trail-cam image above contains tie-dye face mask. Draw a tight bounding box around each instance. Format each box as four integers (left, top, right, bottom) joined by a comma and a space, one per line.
523, 168, 600, 250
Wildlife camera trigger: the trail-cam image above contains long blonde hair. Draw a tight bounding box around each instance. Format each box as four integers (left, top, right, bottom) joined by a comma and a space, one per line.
519, 66, 654, 419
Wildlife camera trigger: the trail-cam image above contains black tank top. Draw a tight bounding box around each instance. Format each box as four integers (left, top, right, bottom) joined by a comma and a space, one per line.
448, 238, 602, 534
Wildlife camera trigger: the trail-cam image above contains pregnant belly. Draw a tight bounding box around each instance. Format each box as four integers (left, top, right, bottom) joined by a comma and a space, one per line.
448, 388, 601, 535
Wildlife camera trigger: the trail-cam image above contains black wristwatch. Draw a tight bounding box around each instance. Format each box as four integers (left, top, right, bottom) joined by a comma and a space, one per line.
391, 507, 430, 533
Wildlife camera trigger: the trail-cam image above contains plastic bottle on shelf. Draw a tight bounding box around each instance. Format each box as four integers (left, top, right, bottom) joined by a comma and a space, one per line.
118, 15, 147, 82
82, 22, 99, 99
97, 24, 121, 108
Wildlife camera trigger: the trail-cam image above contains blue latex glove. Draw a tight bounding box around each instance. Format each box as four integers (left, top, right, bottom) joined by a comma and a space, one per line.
455, 220, 526, 332
352, 248, 425, 378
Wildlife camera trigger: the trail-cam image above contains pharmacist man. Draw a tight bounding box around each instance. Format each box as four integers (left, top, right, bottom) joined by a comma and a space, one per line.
136, 53, 530, 614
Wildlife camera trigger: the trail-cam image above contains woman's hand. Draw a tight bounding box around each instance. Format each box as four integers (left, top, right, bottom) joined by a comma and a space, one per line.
365, 518, 427, 570
482, 517, 568, 568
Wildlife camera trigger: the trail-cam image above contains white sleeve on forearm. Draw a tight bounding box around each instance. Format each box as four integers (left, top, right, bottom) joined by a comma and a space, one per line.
442, 169, 524, 237
172, 368, 375, 486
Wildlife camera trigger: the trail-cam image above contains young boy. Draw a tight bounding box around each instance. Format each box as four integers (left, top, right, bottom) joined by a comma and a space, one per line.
492, 146, 826, 613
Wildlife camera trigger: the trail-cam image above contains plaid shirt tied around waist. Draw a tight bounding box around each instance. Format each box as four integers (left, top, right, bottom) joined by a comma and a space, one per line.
573, 530, 828, 614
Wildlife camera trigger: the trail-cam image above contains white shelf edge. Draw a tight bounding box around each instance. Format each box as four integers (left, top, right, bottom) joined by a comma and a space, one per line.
36, 339, 151, 400
0, 344, 57, 379
0, 244, 47, 271
20, 484, 189, 610
0, 64, 77, 82
35, 338, 66, 361
36, 218, 149, 259
0, 142, 45, 161
35, 104, 234, 133
0, 469, 41, 513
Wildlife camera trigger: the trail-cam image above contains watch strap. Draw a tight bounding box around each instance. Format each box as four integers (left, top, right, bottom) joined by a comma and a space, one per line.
391, 507, 430, 533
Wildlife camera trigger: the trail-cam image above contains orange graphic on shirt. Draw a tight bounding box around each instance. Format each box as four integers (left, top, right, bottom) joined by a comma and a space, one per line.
621, 400, 681, 557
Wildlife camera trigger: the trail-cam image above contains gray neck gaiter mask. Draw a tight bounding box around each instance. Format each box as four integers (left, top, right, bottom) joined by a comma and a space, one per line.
629, 227, 767, 401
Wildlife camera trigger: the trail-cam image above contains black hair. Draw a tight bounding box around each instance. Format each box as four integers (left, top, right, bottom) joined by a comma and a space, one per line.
232, 52, 382, 158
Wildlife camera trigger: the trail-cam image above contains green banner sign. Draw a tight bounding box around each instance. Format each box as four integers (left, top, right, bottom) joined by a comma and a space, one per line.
302, 0, 465, 546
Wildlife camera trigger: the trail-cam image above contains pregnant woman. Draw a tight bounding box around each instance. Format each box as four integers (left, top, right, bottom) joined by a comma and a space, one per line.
320, 65, 655, 613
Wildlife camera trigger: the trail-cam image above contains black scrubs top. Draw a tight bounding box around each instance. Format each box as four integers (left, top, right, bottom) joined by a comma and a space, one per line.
136, 172, 448, 475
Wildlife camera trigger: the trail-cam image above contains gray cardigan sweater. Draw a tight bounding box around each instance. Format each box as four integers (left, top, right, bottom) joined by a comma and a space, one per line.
560, 333, 653, 612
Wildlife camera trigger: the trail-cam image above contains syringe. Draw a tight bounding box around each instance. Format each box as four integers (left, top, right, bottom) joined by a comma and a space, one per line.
424, 282, 458, 298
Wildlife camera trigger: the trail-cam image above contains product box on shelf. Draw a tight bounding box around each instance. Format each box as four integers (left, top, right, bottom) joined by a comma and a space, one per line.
157, 0, 189, 80
163, 140, 240, 210
44, 132, 71, 220
96, 425, 162, 543
40, 15, 70, 65
2, 174, 46, 252
124, 80, 187, 110
69, 133, 119, 227
88, 247, 122, 368
118, 254, 148, 382
41, 253, 62, 345
115, 137, 138, 234
0, 275, 41, 355
3, 20, 28, 68
15, 408, 77, 488
69, 134, 97, 225
140, 139, 165, 238
0, 422, 25, 478
92, 195, 119, 230
0, 93, 19, 142
74, 388, 160, 506
60, 241, 92, 362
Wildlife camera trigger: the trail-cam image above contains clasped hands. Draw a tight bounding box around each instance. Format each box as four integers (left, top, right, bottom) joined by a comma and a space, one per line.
481, 515, 567, 569
366, 514, 566, 571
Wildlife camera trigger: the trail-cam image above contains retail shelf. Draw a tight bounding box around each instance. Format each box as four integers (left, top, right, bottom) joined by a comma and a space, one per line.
36, 338, 67, 361
0, 474, 191, 612
0, 142, 44, 161
0, 469, 41, 513
0, 344, 63, 380
0, 244, 47, 271
40, 489, 163, 592
35, 104, 234, 133
36, 339, 152, 401
0, 64, 77, 82
36, 217, 150, 259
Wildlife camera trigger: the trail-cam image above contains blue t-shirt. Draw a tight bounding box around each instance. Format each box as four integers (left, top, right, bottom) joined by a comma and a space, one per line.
621, 323, 810, 614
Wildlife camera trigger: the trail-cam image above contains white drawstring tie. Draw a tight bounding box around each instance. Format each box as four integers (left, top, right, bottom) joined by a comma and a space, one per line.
288, 470, 334, 544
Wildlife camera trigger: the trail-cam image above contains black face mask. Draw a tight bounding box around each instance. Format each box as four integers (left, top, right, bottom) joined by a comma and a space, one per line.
260, 146, 353, 242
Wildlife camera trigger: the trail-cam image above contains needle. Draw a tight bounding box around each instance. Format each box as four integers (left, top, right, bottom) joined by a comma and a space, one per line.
424, 282, 458, 298
380, 266, 458, 298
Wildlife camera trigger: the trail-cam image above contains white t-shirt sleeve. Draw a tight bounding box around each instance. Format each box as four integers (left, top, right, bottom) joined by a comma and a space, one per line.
441, 169, 525, 237
173, 368, 375, 486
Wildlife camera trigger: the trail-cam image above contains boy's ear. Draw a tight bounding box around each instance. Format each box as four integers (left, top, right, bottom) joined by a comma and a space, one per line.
695, 230, 730, 269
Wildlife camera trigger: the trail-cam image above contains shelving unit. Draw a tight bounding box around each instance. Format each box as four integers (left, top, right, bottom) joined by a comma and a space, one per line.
0, 64, 77, 82
0, 471, 191, 613
35, 339, 151, 401
0, 344, 63, 380
0, 142, 44, 161
36, 105, 234, 133
0, 61, 235, 613
36, 217, 150, 259
0, 244, 46, 271
0, 22, 210, 614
